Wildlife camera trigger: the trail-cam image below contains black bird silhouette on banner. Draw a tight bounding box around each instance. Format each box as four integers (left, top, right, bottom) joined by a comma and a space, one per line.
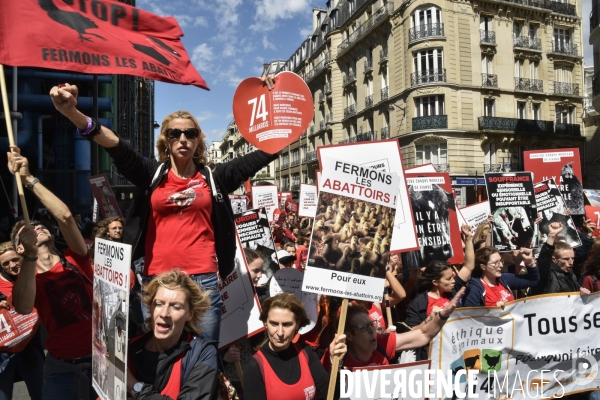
38, 0, 107, 42
149, 37, 181, 58
129, 41, 171, 66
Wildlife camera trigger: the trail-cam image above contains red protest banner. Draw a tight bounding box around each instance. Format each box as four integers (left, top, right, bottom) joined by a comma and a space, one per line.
524, 148, 584, 214
0, 297, 40, 353
585, 205, 600, 238
232, 72, 313, 153
0, 0, 208, 89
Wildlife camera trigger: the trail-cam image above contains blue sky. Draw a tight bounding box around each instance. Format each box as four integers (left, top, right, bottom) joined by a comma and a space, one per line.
136, 0, 320, 150
137, 0, 595, 154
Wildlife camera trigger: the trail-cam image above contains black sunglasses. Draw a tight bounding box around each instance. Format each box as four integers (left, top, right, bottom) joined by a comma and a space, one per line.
347, 320, 376, 333
165, 128, 200, 140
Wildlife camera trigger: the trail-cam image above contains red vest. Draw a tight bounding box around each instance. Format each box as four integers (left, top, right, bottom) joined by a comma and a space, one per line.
253, 344, 316, 400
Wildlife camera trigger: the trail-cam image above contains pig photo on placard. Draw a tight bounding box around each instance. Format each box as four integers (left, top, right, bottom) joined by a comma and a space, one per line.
402, 173, 463, 269
229, 195, 247, 214
485, 172, 537, 252
533, 179, 581, 254
234, 207, 279, 287
308, 192, 396, 279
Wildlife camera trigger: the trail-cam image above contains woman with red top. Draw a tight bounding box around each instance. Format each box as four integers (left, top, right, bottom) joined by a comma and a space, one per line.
463, 247, 539, 307
243, 293, 347, 400
405, 224, 475, 360
50, 79, 278, 342
322, 288, 464, 371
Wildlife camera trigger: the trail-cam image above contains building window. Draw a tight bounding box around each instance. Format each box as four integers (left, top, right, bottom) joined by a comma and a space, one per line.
282, 152, 289, 164
529, 23, 538, 40
484, 99, 495, 117
480, 15, 492, 32
530, 61, 538, 79
303, 171, 308, 183
482, 54, 493, 74
513, 21, 523, 38
554, 64, 572, 83
416, 142, 447, 165
556, 105, 574, 124
517, 102, 527, 119
413, 49, 443, 73
553, 28, 571, 49
292, 150, 299, 164
415, 95, 445, 117
532, 103, 541, 120
515, 59, 524, 78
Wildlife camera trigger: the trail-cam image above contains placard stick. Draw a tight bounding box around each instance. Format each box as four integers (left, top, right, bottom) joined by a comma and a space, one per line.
326, 298, 348, 400
0, 65, 29, 224
384, 289, 393, 327
235, 361, 244, 390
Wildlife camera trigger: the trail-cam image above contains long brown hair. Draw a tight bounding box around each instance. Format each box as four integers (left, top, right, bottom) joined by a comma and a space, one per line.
156, 111, 207, 165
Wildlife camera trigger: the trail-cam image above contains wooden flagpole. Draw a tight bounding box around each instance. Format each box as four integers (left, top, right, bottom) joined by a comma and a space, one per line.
326, 298, 348, 400
0, 64, 30, 224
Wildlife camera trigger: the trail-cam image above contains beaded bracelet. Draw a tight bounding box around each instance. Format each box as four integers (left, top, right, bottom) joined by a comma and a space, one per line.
77, 116, 93, 136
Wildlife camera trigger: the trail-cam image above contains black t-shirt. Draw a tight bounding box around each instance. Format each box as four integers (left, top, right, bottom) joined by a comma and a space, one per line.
243, 342, 331, 399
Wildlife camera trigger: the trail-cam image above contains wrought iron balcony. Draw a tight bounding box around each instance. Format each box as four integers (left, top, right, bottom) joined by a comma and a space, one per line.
412, 115, 448, 131
365, 94, 374, 108
551, 42, 579, 57
592, 5, 599, 34
553, 81, 579, 96
594, 71, 600, 97
319, 120, 326, 131
324, 82, 332, 95
482, 73, 498, 87
364, 60, 373, 74
380, 48, 388, 63
337, 3, 394, 56
513, 36, 542, 51
291, 183, 301, 191
410, 69, 447, 86
433, 163, 450, 172
546, 0, 576, 15
381, 86, 389, 100
409, 23, 445, 42
344, 104, 357, 119
310, 125, 315, 136
484, 164, 502, 173
480, 30, 496, 45
305, 53, 331, 83
319, 93, 325, 103
326, 112, 333, 123
555, 123, 581, 137
343, 72, 357, 87
305, 151, 317, 162
478, 116, 554, 134
290, 159, 300, 167
339, 131, 375, 144
381, 126, 390, 139
515, 77, 543, 92
281, 162, 289, 170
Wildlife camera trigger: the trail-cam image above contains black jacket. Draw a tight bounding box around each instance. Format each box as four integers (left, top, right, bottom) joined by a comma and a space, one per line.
533, 240, 588, 295
129, 332, 218, 400
106, 139, 276, 278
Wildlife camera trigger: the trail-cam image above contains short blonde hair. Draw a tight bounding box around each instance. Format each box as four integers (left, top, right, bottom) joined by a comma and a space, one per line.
142, 269, 211, 336
156, 111, 207, 165
0, 241, 15, 256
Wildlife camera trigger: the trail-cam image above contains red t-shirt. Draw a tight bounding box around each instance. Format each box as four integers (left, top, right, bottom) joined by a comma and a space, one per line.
294, 245, 308, 271
144, 170, 217, 276
35, 247, 93, 359
582, 276, 599, 293
0, 277, 14, 297
368, 303, 387, 334
482, 279, 514, 306
322, 333, 396, 370
426, 293, 451, 317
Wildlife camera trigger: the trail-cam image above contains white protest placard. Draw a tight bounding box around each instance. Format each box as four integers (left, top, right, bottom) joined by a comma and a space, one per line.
299, 184, 318, 218
317, 141, 419, 253
430, 293, 600, 400
340, 360, 432, 400
219, 234, 264, 349
270, 268, 318, 334
406, 163, 437, 173
92, 238, 131, 400
459, 201, 490, 235
302, 157, 400, 302
251, 185, 278, 222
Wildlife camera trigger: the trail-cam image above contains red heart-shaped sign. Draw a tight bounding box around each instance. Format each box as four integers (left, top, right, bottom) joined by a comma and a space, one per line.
232, 72, 314, 154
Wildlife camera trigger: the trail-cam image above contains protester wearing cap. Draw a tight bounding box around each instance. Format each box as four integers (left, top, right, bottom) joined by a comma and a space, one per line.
7, 148, 96, 399
49, 80, 278, 342
274, 249, 296, 269
0, 242, 44, 400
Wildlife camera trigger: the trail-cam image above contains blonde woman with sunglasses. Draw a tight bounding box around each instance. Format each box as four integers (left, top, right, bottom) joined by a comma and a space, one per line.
50, 80, 278, 342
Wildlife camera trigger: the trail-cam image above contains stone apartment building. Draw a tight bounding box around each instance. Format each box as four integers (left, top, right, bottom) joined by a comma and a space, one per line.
265, 0, 585, 205
588, 2, 600, 188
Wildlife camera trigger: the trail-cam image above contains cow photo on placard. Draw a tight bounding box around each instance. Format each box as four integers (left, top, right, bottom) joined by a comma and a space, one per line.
402, 173, 463, 269
308, 191, 396, 279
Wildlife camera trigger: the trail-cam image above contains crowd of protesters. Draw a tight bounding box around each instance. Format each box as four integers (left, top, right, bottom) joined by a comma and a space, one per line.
0, 78, 599, 400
